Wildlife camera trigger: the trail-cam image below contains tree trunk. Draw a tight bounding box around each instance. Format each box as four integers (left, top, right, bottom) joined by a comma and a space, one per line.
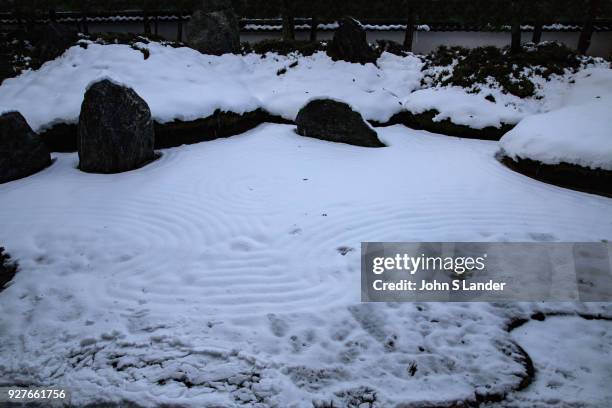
13, 7, 23, 32
49, 8, 56, 22
577, 0, 600, 54
510, 22, 521, 53
310, 17, 318, 42
143, 10, 151, 35
154, 16, 159, 36
403, 12, 415, 51
25, 9, 35, 34
281, 0, 295, 41
81, 10, 89, 35
532, 23, 542, 43
177, 12, 183, 42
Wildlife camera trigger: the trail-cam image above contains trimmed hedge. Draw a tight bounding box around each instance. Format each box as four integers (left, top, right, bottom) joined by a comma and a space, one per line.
373, 109, 514, 141
154, 109, 291, 149
499, 153, 612, 198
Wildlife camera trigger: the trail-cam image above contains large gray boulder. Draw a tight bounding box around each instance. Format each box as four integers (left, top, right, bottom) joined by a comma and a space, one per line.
295, 99, 384, 147
186, 1, 240, 55
0, 111, 51, 183
326, 17, 378, 64
78, 79, 155, 173
33, 22, 79, 63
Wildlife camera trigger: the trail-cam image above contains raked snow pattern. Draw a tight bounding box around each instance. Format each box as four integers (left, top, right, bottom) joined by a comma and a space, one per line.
1, 124, 612, 407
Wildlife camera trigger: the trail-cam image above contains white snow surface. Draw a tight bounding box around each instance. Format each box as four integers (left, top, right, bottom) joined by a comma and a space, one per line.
505, 316, 612, 407
500, 100, 612, 170
500, 67, 612, 169
1, 124, 612, 407
0, 43, 422, 132
402, 86, 526, 129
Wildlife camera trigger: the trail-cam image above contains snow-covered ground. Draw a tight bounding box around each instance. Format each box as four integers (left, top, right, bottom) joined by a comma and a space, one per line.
1, 124, 612, 406
502, 316, 612, 407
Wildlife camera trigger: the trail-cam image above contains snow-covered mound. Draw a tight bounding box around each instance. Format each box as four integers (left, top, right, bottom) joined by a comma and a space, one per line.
500, 100, 612, 170
402, 87, 525, 129
1, 40, 609, 137
0, 42, 422, 132
500, 67, 612, 170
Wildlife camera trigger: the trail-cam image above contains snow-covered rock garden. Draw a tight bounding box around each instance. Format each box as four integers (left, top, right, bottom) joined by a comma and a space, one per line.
1, 15, 612, 408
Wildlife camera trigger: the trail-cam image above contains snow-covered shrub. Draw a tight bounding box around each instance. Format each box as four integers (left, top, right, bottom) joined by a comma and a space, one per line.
422, 43, 602, 98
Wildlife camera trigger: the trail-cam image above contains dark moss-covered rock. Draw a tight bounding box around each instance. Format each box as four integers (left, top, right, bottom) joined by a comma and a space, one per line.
155, 109, 290, 149
78, 79, 155, 173
186, 1, 240, 55
0, 111, 51, 184
499, 154, 612, 198
0, 246, 18, 292
32, 22, 79, 63
326, 17, 377, 65
376, 109, 514, 141
296, 99, 384, 147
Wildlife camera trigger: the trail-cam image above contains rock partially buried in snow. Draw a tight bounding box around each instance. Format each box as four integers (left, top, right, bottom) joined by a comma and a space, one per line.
0, 111, 51, 183
186, 0, 240, 55
78, 79, 155, 173
326, 17, 377, 65
295, 99, 384, 147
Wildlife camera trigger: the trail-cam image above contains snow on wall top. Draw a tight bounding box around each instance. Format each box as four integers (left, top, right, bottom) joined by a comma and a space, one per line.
1, 13, 611, 32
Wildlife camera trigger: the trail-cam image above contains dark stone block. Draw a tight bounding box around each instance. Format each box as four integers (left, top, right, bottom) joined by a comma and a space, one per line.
0, 111, 51, 184
186, 3, 240, 55
326, 17, 378, 65
296, 99, 384, 147
78, 80, 155, 173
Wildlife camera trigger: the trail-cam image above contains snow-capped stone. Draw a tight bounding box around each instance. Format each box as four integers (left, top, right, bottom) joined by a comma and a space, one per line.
295, 99, 384, 147
0, 111, 51, 184
78, 79, 155, 173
